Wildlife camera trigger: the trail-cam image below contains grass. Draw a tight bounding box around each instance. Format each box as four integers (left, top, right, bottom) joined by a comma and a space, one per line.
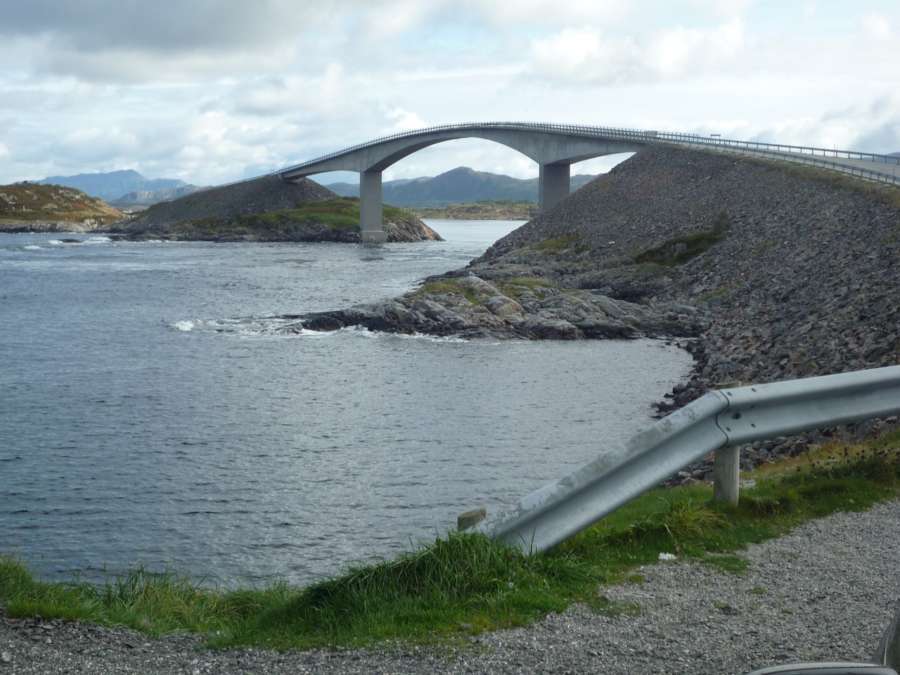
498, 276, 557, 300
3, 431, 900, 651
634, 211, 730, 266
532, 233, 588, 254
0, 183, 122, 224
415, 279, 482, 304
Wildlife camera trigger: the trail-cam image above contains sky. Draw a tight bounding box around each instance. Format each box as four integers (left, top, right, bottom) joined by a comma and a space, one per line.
1, 0, 899, 186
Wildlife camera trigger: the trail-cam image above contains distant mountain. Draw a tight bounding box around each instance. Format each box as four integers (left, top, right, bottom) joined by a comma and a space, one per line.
37, 169, 194, 202
111, 185, 206, 208
889, 152, 900, 157
322, 167, 597, 207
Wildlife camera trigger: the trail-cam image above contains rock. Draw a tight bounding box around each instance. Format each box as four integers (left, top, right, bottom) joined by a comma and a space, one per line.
484, 295, 524, 319
520, 317, 579, 340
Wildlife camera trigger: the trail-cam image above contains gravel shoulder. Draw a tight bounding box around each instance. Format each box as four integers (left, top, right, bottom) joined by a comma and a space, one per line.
3, 499, 899, 674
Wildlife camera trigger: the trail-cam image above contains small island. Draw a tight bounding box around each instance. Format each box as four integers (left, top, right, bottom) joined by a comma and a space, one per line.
114, 175, 441, 243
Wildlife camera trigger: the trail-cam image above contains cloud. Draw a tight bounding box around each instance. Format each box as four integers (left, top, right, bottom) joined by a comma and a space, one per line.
0, 1, 313, 52
861, 12, 893, 40
529, 19, 745, 84
751, 96, 900, 154
0, 1, 898, 187
385, 107, 428, 132
467, 0, 628, 25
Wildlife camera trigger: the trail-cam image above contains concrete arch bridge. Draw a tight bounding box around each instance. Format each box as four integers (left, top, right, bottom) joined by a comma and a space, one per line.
277, 122, 900, 243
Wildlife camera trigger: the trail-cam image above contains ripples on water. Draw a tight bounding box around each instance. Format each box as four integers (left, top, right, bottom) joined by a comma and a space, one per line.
0, 221, 692, 586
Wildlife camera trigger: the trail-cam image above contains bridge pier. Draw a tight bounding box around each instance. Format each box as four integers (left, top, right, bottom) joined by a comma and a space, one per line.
538, 162, 570, 212
359, 170, 387, 244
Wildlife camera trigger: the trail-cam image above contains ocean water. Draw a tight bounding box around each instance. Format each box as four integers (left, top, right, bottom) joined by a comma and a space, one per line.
0, 221, 692, 586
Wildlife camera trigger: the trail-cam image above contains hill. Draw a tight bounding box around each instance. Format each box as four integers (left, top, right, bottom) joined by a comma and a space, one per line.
37, 170, 196, 202
111, 185, 206, 208
0, 183, 123, 232
299, 146, 900, 457
413, 201, 537, 220
324, 167, 596, 206
117, 175, 441, 243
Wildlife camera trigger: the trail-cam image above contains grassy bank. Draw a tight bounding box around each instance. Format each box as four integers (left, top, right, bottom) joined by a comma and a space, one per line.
3, 431, 900, 650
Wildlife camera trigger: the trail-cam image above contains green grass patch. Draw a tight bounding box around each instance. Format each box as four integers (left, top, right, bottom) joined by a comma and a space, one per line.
415, 279, 481, 304
532, 233, 587, 254
497, 276, 557, 300
634, 212, 729, 266
3, 433, 900, 650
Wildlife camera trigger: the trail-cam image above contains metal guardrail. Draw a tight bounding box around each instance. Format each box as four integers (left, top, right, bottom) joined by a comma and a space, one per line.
483, 365, 900, 554
276, 122, 900, 187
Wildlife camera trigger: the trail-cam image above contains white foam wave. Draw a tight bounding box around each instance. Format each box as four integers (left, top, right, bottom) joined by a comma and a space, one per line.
332, 325, 468, 343
84, 236, 111, 244
169, 318, 470, 343
48, 239, 63, 245
23, 245, 42, 251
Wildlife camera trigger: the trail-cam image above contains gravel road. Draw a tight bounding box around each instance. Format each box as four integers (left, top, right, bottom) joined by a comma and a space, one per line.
3, 500, 899, 674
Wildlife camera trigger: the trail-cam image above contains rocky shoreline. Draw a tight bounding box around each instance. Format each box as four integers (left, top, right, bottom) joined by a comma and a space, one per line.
292, 146, 900, 465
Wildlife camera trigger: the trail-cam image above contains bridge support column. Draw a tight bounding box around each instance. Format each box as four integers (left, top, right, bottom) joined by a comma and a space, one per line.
360, 170, 387, 245
538, 162, 570, 212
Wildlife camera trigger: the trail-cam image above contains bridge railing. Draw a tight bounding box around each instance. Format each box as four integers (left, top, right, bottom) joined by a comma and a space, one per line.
276, 121, 900, 184
483, 364, 900, 554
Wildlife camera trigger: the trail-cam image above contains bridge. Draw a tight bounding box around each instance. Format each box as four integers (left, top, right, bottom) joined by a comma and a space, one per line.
276, 122, 900, 244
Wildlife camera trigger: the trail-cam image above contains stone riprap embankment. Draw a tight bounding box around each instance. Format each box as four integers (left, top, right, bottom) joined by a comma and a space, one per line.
115, 175, 441, 243
296, 146, 900, 454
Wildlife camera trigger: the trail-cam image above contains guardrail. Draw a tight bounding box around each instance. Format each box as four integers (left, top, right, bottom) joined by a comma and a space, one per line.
482, 365, 900, 554
276, 121, 900, 187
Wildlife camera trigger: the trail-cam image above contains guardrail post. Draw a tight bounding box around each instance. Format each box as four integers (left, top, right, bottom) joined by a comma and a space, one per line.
713, 446, 740, 505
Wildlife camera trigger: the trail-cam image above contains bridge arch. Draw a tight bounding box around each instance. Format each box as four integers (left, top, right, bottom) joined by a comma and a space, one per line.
278, 123, 647, 243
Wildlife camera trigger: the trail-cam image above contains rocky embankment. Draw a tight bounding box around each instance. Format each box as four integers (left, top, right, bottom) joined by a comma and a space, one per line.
0, 183, 123, 232
296, 146, 900, 457
115, 175, 441, 243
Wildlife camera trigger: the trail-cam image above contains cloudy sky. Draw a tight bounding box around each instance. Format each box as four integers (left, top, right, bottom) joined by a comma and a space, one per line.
1, 0, 898, 186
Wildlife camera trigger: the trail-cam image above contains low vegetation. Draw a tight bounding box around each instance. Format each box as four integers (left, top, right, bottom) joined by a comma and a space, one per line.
0, 182, 123, 225
167, 198, 414, 238
498, 276, 557, 300
3, 431, 900, 650
634, 212, 730, 266
415, 279, 482, 304
532, 233, 588, 254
